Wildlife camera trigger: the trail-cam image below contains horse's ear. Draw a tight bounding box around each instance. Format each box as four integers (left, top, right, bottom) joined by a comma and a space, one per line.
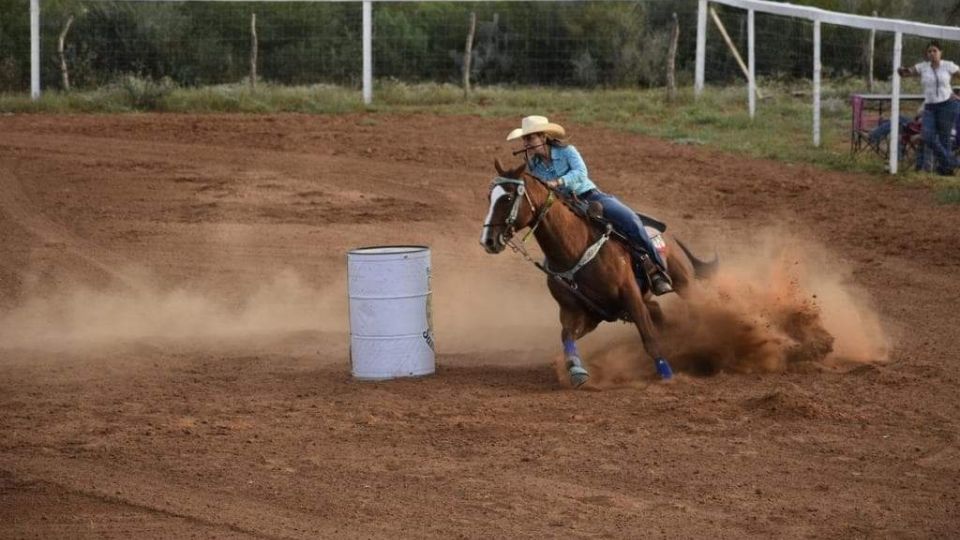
494, 158, 505, 175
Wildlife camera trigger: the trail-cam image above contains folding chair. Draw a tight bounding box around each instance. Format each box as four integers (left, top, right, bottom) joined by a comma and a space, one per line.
850, 95, 884, 156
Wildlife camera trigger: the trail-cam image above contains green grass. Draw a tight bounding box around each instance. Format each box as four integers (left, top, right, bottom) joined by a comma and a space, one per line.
2, 76, 956, 192
936, 184, 960, 204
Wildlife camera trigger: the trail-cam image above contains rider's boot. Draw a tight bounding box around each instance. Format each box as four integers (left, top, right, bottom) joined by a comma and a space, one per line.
641, 256, 673, 296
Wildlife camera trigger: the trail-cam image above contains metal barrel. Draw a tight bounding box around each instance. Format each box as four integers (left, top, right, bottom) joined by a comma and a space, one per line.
347, 245, 435, 380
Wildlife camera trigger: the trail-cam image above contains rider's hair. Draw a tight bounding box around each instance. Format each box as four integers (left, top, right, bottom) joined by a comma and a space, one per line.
927, 40, 942, 52
546, 136, 568, 148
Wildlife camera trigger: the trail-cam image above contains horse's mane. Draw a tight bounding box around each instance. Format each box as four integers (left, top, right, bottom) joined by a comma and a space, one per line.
513, 164, 595, 228
495, 159, 607, 239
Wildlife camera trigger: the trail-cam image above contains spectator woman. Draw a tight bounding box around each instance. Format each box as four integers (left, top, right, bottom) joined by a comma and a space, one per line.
898, 41, 960, 175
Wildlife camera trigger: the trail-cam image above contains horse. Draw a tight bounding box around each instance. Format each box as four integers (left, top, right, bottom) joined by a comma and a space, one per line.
480, 159, 717, 388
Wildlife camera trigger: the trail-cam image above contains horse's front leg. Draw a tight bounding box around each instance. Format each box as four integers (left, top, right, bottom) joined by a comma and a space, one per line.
623, 283, 674, 380
560, 305, 600, 388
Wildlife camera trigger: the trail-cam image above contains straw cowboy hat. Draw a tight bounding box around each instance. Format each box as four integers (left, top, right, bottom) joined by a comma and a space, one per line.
506, 115, 566, 141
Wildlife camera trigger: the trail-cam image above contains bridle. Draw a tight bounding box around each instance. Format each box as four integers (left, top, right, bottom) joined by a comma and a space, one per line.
483, 178, 532, 239
512, 144, 544, 164
482, 176, 556, 245
481, 173, 616, 322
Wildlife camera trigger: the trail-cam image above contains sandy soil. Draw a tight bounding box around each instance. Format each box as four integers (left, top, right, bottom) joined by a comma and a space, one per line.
0, 113, 958, 538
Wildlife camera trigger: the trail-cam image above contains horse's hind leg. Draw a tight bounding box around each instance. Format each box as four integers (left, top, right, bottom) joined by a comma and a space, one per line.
644, 297, 665, 329
559, 305, 600, 388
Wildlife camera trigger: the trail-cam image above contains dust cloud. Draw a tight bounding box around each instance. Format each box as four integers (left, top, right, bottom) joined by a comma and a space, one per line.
431, 262, 557, 356
0, 252, 560, 358
578, 229, 891, 386
0, 269, 348, 351
0, 230, 890, 379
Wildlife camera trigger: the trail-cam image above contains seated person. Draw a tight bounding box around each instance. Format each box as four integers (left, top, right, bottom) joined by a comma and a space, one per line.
868, 106, 933, 170
868, 114, 914, 147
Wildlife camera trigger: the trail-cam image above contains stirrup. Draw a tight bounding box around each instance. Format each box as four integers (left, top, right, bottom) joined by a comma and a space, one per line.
650, 272, 674, 296
640, 256, 673, 296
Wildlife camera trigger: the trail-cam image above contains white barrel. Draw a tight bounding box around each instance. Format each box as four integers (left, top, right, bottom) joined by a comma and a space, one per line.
347, 245, 435, 380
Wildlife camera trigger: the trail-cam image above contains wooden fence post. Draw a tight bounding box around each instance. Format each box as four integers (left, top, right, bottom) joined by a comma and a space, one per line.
710, 6, 762, 99
666, 12, 679, 102
250, 13, 258, 90
58, 15, 74, 91
463, 12, 476, 99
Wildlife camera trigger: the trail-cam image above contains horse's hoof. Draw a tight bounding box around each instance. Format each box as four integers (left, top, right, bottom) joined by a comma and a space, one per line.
655, 358, 674, 380
569, 367, 590, 388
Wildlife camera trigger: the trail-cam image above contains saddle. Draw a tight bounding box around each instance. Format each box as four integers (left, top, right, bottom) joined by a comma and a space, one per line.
574, 198, 670, 293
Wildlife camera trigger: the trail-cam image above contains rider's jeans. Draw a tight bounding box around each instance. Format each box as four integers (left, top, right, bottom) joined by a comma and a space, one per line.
582, 190, 666, 270
922, 99, 959, 174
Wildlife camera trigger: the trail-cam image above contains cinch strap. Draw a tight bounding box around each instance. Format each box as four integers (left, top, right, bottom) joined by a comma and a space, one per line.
544, 227, 611, 282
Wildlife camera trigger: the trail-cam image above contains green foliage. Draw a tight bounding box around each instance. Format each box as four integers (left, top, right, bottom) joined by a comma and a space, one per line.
1, 0, 958, 94
936, 184, 960, 204
116, 74, 176, 109
0, 0, 29, 91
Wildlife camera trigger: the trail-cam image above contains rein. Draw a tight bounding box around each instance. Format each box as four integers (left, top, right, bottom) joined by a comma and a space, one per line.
505, 233, 618, 322
490, 175, 620, 322
483, 176, 556, 241
522, 188, 555, 242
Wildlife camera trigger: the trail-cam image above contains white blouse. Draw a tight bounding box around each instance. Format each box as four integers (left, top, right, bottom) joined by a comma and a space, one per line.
913, 60, 960, 104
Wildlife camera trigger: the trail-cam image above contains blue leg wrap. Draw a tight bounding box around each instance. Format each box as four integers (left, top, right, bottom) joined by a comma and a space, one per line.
655, 357, 674, 380
563, 338, 589, 387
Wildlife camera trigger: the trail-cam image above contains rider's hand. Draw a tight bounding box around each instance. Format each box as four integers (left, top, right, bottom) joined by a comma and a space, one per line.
545, 179, 562, 189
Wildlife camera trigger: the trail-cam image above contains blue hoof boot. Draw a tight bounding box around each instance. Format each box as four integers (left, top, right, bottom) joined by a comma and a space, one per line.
569, 366, 590, 388
655, 358, 673, 380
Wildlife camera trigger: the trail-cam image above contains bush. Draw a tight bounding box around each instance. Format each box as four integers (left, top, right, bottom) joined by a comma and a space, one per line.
117, 74, 177, 110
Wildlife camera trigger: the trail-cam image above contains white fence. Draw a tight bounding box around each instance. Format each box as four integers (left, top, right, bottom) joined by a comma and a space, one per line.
695, 0, 960, 173
18, 0, 960, 173
23, 0, 689, 97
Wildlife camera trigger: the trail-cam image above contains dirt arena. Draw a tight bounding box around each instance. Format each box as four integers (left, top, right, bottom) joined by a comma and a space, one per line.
0, 113, 958, 538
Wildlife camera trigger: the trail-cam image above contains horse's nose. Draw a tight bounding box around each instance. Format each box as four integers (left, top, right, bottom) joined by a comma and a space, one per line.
482, 237, 497, 252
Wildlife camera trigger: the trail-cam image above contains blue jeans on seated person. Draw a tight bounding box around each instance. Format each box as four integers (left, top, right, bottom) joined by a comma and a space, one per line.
868, 115, 912, 149
922, 99, 960, 174
916, 146, 934, 172
581, 190, 666, 270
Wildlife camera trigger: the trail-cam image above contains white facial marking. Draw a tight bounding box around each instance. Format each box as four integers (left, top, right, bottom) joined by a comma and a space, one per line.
480, 185, 510, 245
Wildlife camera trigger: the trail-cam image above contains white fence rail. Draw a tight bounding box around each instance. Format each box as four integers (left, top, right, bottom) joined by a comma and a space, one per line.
27, 0, 379, 104
695, 0, 960, 174
23, 0, 960, 174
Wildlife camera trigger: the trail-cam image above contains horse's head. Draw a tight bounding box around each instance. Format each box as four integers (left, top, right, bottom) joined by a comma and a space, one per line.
480, 159, 540, 254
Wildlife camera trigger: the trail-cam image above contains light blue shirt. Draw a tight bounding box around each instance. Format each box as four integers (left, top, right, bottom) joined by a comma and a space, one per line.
527, 144, 597, 196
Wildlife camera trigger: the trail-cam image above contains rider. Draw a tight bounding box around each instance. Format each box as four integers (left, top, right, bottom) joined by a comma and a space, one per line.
506, 115, 673, 295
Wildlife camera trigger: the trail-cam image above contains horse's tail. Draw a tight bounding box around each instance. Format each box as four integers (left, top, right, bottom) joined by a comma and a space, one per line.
675, 238, 719, 280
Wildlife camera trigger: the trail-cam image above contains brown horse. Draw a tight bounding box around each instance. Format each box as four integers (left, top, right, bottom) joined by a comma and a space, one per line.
480, 160, 717, 388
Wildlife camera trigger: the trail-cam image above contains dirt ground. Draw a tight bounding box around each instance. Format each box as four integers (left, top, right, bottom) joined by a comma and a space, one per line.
0, 113, 958, 538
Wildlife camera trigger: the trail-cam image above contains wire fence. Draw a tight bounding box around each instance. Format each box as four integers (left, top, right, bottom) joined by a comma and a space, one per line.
0, 0, 956, 93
